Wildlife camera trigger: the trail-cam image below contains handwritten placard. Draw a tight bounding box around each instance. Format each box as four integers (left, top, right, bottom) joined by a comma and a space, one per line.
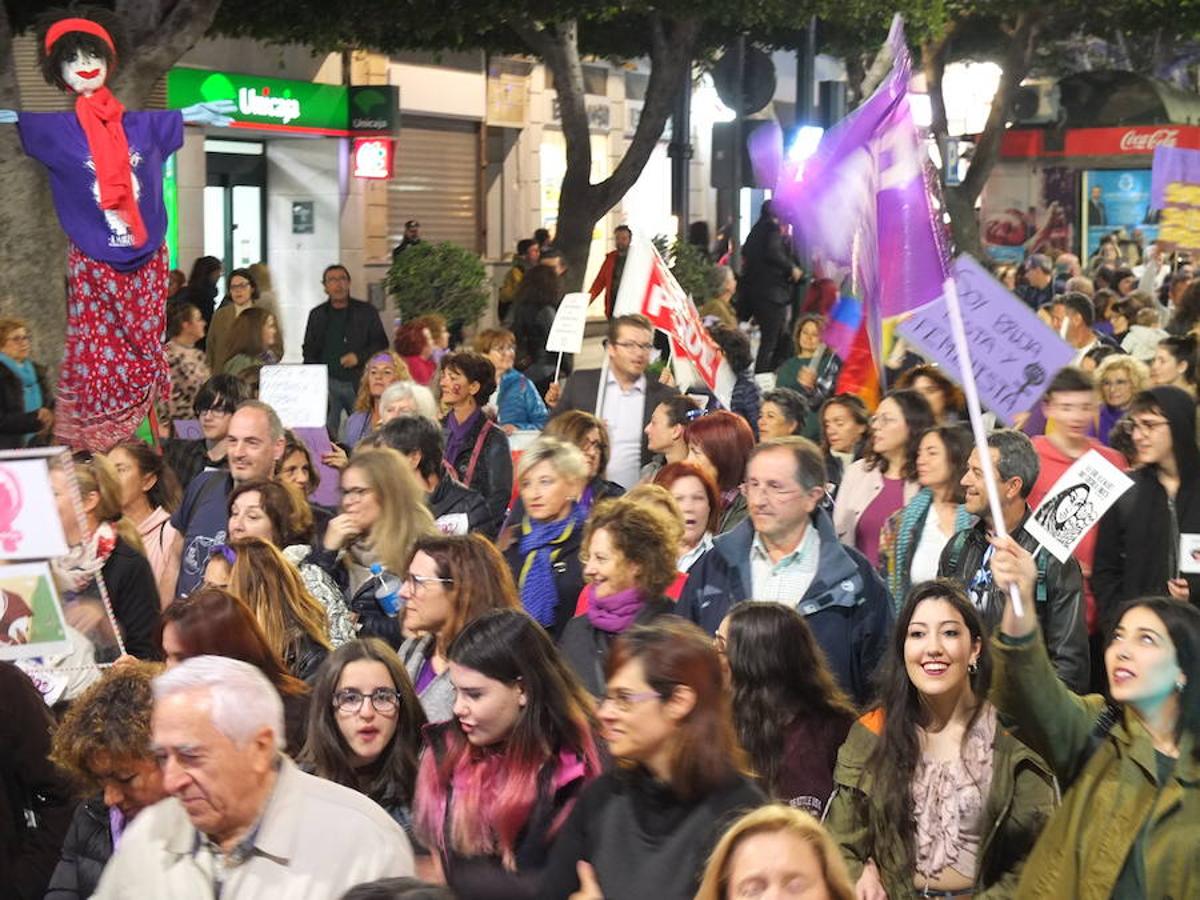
545, 292, 591, 354
898, 255, 1074, 425
258, 365, 329, 429
1026, 450, 1133, 563
0, 458, 69, 560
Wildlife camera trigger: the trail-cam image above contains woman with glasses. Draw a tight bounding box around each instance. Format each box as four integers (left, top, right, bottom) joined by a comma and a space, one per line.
504, 437, 588, 639
159, 586, 312, 754
878, 425, 975, 605
560, 497, 682, 698
685, 409, 755, 535
824, 580, 1056, 899
1095, 386, 1200, 617
543, 411, 624, 514
0, 317, 53, 449
301, 639, 427, 835
1095, 354, 1150, 449
413, 610, 600, 899
162, 374, 246, 491
714, 602, 855, 813
397, 534, 521, 723
475, 327, 549, 434
654, 461, 721, 572
206, 267, 266, 374
833, 389, 934, 568
205, 537, 332, 682
540, 619, 764, 899
317, 447, 435, 646
342, 351, 411, 447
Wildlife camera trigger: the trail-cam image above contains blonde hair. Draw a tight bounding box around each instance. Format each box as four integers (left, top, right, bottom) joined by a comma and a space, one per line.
247, 262, 273, 293
1095, 352, 1150, 397
695, 805, 854, 900
74, 454, 144, 554
228, 537, 331, 659
516, 435, 588, 483
354, 351, 412, 413
0, 316, 28, 346
345, 447, 436, 572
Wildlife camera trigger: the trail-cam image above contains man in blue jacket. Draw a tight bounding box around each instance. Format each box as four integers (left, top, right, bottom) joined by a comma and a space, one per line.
677, 436, 893, 706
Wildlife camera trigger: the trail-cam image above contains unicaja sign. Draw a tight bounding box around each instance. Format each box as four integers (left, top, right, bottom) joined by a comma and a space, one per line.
1120, 128, 1179, 152
238, 86, 301, 124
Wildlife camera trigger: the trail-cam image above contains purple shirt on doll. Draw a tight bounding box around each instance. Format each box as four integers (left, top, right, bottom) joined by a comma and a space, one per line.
17, 110, 183, 272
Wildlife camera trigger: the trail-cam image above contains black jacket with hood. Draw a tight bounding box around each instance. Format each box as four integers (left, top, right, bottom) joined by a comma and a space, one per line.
1094, 385, 1200, 622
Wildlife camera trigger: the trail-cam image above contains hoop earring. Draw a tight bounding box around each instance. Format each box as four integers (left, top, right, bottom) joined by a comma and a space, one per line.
969, 660, 979, 676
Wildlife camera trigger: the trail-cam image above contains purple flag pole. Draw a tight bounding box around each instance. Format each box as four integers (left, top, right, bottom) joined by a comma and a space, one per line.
942, 273, 1026, 618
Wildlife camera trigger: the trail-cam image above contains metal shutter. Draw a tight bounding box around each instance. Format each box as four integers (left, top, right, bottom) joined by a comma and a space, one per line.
389, 117, 480, 253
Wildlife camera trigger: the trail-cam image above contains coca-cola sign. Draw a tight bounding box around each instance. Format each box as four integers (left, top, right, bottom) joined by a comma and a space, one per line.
1119, 128, 1180, 152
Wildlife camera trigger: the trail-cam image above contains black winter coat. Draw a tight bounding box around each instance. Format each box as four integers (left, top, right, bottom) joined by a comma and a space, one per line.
301, 297, 390, 385
740, 214, 796, 308
44, 799, 111, 900
0, 360, 51, 450
428, 470, 491, 537
559, 598, 677, 697
442, 412, 512, 540
97, 539, 162, 662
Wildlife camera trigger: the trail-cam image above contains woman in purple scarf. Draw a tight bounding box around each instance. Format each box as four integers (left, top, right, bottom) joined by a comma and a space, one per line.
559, 495, 682, 697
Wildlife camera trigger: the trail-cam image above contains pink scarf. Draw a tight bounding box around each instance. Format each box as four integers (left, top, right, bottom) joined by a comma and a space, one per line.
585, 584, 645, 634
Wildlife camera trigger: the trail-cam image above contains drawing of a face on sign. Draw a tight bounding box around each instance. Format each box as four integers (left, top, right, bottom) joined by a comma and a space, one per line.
1035, 482, 1093, 544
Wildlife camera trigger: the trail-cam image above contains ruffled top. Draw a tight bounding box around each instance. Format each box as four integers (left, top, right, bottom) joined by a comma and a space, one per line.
911, 704, 997, 880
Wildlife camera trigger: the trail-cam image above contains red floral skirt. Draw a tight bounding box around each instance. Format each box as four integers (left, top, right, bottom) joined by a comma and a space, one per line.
55, 243, 170, 451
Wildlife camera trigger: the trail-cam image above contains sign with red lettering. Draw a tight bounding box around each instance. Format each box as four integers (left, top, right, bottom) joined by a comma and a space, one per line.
1001, 125, 1200, 160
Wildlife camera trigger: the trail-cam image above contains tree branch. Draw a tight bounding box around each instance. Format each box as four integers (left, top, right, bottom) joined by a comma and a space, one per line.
111, 0, 224, 103
0, 2, 18, 108
922, 21, 959, 165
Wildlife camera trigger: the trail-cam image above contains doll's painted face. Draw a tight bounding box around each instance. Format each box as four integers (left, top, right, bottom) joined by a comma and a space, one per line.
61, 50, 108, 96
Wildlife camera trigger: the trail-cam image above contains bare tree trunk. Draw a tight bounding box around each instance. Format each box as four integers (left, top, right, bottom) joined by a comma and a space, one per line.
0, 0, 221, 377
517, 15, 700, 293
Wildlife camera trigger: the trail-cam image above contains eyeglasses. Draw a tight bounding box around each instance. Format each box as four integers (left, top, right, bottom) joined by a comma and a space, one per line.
599, 689, 662, 713
1129, 418, 1170, 435
197, 405, 234, 417
611, 340, 654, 353
333, 688, 399, 715
403, 572, 454, 591
740, 479, 803, 501
229, 280, 252, 290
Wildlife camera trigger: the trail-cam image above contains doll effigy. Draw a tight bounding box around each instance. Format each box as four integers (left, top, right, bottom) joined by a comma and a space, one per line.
0, 8, 234, 450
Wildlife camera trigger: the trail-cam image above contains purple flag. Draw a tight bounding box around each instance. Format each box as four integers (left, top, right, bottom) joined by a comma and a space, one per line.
1151, 145, 1200, 208
762, 16, 950, 330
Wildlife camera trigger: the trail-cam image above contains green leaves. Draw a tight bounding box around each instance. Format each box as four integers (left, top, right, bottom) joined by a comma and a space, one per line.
386, 241, 490, 326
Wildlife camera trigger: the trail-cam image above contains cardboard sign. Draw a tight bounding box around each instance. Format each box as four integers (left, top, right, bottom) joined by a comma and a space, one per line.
898, 255, 1075, 425
0, 457, 69, 560
545, 292, 591, 354
259, 365, 329, 429
1026, 450, 1134, 563
0, 562, 71, 661
292, 426, 342, 509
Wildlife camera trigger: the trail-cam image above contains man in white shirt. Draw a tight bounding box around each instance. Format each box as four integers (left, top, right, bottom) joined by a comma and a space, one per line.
548, 313, 678, 489
1051, 292, 1112, 365
94, 656, 412, 899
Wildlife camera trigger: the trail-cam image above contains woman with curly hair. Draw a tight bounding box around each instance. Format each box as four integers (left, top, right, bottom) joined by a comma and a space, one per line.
343, 351, 411, 446
46, 661, 167, 900
894, 363, 965, 425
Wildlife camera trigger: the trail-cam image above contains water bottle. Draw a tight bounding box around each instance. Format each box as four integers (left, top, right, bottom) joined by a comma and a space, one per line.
369, 563, 404, 617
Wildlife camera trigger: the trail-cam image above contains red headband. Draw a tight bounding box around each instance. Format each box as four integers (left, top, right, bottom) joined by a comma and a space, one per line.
44, 18, 117, 59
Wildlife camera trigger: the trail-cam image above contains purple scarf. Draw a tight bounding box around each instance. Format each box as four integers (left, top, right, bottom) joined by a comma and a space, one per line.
443, 408, 481, 466
586, 584, 645, 633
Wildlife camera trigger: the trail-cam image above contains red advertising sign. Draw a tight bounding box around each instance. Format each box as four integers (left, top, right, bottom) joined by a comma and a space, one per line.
1001, 126, 1200, 160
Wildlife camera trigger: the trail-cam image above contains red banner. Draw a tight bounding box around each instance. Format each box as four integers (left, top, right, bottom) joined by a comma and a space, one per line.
1001, 125, 1200, 160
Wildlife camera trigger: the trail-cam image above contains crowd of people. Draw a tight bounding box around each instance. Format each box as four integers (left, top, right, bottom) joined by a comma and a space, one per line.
2, 225, 1199, 900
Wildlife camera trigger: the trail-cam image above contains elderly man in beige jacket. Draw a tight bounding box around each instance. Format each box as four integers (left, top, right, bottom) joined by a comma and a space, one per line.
93, 656, 413, 899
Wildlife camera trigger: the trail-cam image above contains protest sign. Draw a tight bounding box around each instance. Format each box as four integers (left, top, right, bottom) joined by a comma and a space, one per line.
259, 365, 329, 429
0, 562, 70, 661
546, 292, 591, 354
898, 254, 1074, 425
0, 456, 69, 559
612, 237, 735, 407
1180, 534, 1200, 575
293, 426, 342, 509
1151, 146, 1200, 254
1025, 450, 1133, 563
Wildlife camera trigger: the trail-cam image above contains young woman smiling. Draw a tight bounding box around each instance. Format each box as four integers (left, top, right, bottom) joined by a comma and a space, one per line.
824, 580, 1055, 899
413, 610, 599, 899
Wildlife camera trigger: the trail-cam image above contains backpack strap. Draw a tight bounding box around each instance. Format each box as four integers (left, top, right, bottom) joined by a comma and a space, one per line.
1033, 546, 1050, 605
462, 418, 495, 488
946, 528, 970, 575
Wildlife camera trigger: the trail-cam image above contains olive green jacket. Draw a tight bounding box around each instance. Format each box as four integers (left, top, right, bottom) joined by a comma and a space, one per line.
991, 629, 1200, 900
824, 706, 1056, 899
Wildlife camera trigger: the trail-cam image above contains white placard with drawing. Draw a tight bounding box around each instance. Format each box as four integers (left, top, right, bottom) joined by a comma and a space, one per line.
1025, 450, 1134, 563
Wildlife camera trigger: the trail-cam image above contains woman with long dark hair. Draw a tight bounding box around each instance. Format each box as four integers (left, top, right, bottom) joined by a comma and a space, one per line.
413, 610, 599, 899
894, 364, 966, 425
685, 410, 755, 534
540, 619, 764, 898
301, 639, 427, 833
1149, 334, 1197, 396
833, 389, 934, 567
717, 602, 855, 813
397, 534, 521, 723
222, 306, 280, 378
824, 579, 1055, 898
990, 538, 1200, 898
108, 441, 182, 608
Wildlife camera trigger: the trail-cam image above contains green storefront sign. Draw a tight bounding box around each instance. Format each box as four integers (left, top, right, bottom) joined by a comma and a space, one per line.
167, 68, 351, 135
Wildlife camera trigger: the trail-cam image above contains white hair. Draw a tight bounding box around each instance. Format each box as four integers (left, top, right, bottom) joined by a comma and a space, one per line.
153, 655, 285, 751
380, 380, 439, 422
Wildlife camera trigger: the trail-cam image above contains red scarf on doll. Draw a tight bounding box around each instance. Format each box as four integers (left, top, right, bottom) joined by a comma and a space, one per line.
75, 86, 147, 247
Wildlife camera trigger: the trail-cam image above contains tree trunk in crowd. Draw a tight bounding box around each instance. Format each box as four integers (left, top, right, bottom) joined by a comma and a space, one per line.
0, 0, 220, 375
516, 16, 701, 293
922, 10, 1042, 258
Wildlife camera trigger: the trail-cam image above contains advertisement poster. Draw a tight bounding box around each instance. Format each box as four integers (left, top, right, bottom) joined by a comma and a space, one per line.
981, 163, 1078, 263
1083, 169, 1159, 259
